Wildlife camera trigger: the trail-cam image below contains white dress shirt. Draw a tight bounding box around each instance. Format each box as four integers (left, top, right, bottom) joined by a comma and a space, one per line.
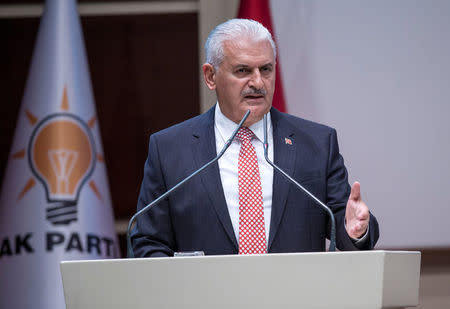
214, 104, 274, 244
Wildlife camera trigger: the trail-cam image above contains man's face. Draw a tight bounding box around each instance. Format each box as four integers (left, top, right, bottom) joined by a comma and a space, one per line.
203, 38, 276, 126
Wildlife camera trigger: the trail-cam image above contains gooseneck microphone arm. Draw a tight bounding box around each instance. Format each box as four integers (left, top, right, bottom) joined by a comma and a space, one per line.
263, 114, 336, 251
126, 110, 251, 258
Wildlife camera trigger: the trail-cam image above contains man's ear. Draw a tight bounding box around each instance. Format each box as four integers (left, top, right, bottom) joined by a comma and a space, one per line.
202, 63, 217, 90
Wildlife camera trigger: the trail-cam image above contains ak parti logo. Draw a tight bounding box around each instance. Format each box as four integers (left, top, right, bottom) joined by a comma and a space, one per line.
13, 86, 104, 225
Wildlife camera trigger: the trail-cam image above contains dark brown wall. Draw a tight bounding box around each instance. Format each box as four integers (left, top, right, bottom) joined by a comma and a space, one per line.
0, 13, 199, 227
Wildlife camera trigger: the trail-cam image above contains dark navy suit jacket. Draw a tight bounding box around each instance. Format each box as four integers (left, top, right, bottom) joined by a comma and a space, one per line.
131, 107, 379, 257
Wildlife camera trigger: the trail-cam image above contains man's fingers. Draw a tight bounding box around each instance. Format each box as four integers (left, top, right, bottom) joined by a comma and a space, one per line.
350, 181, 361, 201
349, 219, 369, 238
357, 206, 369, 220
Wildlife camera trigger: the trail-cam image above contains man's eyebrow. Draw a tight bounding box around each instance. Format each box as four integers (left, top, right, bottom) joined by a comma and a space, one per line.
261, 63, 273, 68
233, 62, 274, 69
234, 64, 250, 68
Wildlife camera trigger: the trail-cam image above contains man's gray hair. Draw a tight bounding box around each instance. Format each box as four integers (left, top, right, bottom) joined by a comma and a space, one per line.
205, 18, 276, 69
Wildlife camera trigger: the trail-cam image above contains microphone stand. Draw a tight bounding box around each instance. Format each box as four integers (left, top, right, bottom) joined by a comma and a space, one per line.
126, 110, 251, 258
263, 114, 336, 251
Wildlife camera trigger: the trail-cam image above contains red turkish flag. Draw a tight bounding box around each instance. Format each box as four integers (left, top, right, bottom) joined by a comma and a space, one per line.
238, 0, 287, 112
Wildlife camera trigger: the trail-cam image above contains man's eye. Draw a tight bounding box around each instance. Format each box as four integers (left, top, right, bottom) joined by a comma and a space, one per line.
236, 68, 248, 73
261, 66, 273, 73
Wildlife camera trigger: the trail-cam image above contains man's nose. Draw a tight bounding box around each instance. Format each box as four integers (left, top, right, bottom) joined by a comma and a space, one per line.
249, 69, 263, 89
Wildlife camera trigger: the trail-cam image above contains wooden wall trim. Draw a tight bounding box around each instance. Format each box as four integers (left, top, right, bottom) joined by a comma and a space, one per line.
0, 1, 198, 19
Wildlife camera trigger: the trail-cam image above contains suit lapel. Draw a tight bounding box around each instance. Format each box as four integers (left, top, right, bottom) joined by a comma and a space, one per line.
191, 107, 238, 251
268, 109, 297, 250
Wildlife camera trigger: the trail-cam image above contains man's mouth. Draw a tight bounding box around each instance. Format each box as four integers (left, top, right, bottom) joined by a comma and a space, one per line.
244, 94, 264, 100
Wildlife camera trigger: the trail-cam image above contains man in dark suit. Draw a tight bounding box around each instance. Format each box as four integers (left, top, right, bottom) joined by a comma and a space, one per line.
131, 19, 379, 257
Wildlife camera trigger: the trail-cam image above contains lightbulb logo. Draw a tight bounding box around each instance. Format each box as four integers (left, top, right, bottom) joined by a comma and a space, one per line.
29, 113, 95, 224
12, 86, 104, 225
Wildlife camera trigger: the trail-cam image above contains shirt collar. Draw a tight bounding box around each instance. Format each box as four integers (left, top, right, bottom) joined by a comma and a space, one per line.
215, 102, 272, 143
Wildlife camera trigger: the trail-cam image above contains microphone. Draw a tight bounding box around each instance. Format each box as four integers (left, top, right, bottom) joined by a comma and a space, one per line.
126, 110, 251, 258
263, 114, 337, 251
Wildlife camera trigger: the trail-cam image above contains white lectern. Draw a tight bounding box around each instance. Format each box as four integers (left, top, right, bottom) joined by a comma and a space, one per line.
61, 250, 420, 309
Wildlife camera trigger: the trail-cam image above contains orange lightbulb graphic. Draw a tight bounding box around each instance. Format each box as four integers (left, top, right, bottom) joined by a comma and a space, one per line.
29, 114, 96, 225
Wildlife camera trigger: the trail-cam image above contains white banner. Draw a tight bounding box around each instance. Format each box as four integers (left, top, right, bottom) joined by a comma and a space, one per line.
0, 0, 119, 307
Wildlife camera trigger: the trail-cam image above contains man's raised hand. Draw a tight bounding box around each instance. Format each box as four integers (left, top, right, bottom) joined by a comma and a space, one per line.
345, 182, 370, 239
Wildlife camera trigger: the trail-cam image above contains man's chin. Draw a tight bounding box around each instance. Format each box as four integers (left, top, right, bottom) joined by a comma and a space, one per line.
248, 103, 270, 115
242, 105, 271, 126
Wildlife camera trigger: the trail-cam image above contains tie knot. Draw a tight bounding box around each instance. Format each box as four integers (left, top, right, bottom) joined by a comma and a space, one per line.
236, 127, 255, 142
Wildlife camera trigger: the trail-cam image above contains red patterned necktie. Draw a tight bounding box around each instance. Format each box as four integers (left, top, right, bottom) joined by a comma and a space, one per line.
236, 127, 267, 254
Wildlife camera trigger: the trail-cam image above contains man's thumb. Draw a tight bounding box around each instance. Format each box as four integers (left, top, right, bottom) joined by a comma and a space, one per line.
350, 181, 361, 201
